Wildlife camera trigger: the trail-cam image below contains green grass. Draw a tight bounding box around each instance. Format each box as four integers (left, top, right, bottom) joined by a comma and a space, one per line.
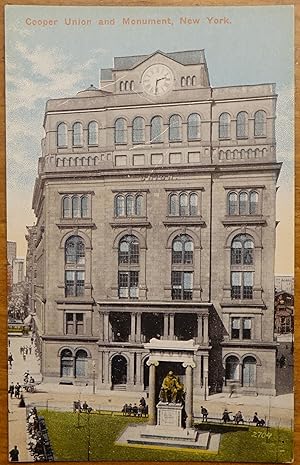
39, 410, 293, 462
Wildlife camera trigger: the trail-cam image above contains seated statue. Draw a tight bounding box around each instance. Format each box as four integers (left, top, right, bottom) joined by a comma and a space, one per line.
159, 371, 184, 404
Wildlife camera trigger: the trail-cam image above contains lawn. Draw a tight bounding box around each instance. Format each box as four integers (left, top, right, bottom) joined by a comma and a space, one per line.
39, 410, 293, 462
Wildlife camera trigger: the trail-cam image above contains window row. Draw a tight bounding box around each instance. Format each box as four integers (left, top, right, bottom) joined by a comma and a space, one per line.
120, 80, 134, 92
62, 195, 89, 219
57, 122, 98, 147
63, 232, 255, 301
228, 191, 259, 216
219, 110, 267, 139
181, 76, 196, 87
115, 114, 201, 144
115, 194, 144, 217
60, 348, 88, 378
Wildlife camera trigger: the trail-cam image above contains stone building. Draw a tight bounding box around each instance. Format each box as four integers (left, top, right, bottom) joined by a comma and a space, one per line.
30, 49, 280, 396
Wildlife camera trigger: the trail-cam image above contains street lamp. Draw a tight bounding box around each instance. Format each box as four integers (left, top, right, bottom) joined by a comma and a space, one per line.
92, 360, 96, 395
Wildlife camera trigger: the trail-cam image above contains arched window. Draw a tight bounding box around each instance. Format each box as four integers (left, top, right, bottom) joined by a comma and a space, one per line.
115, 195, 125, 217
124, 81, 129, 91
231, 234, 254, 300
115, 118, 127, 144
72, 122, 83, 146
118, 235, 139, 299
181, 77, 186, 87
119, 235, 139, 264
169, 115, 182, 141
111, 355, 127, 384
135, 195, 143, 216
88, 121, 98, 145
75, 350, 88, 378
249, 191, 259, 215
169, 194, 178, 216
189, 193, 198, 216
150, 116, 163, 143
63, 197, 71, 218
236, 112, 248, 138
60, 349, 73, 377
57, 123, 68, 147
120, 82, 124, 91
179, 193, 189, 216
186, 76, 191, 86
81, 196, 88, 218
225, 355, 239, 381
65, 236, 85, 265
254, 110, 266, 137
132, 117, 145, 144
172, 235, 194, 264
242, 356, 257, 387
72, 196, 80, 218
126, 195, 134, 216
187, 113, 201, 140
219, 113, 231, 139
130, 81, 134, 91
191, 76, 196, 86
228, 192, 238, 215
239, 192, 249, 215
231, 235, 254, 265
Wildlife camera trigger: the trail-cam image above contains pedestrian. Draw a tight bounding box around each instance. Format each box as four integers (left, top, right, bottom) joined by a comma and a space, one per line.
31, 336, 34, 345
222, 408, 232, 423
201, 405, 208, 422
9, 446, 19, 462
229, 384, 236, 398
234, 410, 244, 424
8, 382, 14, 399
18, 395, 26, 408
8, 339, 10, 347
23, 353, 26, 361
14, 382, 21, 399
8, 353, 14, 368
29, 346, 32, 355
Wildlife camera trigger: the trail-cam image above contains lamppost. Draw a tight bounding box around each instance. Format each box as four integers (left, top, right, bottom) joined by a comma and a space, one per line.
92, 360, 96, 395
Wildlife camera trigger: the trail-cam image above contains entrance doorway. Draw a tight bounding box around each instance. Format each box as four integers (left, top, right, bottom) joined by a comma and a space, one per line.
111, 355, 127, 385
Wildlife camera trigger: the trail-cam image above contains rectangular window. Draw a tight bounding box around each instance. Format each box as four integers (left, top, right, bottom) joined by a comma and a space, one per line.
188, 152, 201, 163
231, 318, 240, 339
65, 271, 85, 297
243, 318, 252, 339
133, 154, 145, 166
169, 152, 181, 164
151, 153, 163, 165
171, 271, 193, 300
231, 272, 242, 299
115, 155, 127, 167
118, 271, 139, 299
243, 272, 253, 299
65, 313, 84, 335
231, 272, 253, 300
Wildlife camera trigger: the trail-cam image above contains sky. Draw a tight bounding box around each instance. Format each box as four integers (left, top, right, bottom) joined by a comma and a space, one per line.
5, 5, 294, 274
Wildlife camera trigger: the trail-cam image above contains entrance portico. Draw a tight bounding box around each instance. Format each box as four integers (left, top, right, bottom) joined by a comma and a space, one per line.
145, 338, 199, 427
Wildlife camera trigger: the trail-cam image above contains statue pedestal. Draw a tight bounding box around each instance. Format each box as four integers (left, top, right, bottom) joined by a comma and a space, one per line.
157, 402, 183, 428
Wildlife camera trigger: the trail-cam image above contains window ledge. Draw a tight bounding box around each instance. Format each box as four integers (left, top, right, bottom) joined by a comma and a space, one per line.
220, 300, 266, 308
56, 220, 96, 229
110, 219, 151, 228
163, 217, 205, 226
222, 217, 266, 226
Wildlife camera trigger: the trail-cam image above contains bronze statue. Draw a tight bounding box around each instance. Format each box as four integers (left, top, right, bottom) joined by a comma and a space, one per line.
159, 371, 184, 403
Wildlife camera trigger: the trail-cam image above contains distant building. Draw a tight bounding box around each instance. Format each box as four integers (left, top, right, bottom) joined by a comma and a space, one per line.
274, 291, 294, 334
7, 241, 16, 265
275, 275, 294, 294
12, 258, 25, 284
25, 225, 37, 313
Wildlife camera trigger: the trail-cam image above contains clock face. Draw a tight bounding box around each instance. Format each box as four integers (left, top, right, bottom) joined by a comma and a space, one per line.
142, 64, 174, 96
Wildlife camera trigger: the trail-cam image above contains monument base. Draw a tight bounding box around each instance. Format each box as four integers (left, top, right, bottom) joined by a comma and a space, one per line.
116, 402, 221, 451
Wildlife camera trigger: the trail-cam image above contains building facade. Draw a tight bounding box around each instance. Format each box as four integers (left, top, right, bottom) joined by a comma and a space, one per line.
30, 50, 281, 396
275, 275, 294, 294
274, 291, 294, 335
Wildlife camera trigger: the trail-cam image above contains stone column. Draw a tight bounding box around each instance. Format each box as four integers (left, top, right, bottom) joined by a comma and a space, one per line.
197, 315, 203, 343
183, 362, 195, 428
203, 315, 208, 344
135, 352, 142, 385
103, 313, 109, 341
163, 314, 169, 339
128, 352, 135, 385
169, 313, 175, 338
146, 360, 159, 425
103, 351, 110, 386
130, 313, 136, 342
203, 354, 209, 400
136, 312, 141, 342
99, 312, 104, 341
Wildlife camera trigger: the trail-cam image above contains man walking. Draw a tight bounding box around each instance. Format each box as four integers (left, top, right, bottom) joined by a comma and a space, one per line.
9, 446, 19, 462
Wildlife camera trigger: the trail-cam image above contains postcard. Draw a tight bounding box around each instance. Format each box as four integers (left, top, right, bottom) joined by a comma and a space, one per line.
5, 4, 294, 462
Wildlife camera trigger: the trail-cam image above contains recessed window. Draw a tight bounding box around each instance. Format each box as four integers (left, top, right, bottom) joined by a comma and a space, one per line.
65, 313, 84, 335
219, 113, 231, 139
227, 190, 259, 216
168, 192, 199, 217
57, 123, 68, 147
115, 193, 144, 217
231, 317, 252, 340
115, 118, 127, 144
88, 121, 98, 145
187, 113, 201, 140
150, 116, 163, 143
171, 271, 193, 301
132, 117, 145, 144
236, 112, 248, 138
254, 110, 267, 137
169, 115, 182, 141
72, 122, 83, 146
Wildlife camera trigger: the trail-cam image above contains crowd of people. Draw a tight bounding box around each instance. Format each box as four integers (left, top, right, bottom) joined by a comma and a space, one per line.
26, 407, 54, 461
73, 400, 93, 413
122, 397, 148, 417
